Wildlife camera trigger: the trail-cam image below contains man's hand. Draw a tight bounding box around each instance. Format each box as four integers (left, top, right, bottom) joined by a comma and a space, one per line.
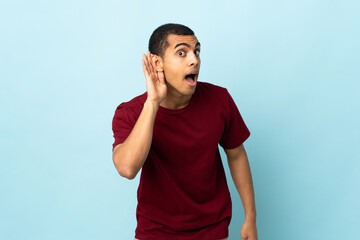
142, 50, 167, 104
241, 219, 258, 240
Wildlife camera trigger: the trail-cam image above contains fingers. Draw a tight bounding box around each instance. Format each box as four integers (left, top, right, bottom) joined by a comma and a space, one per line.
142, 52, 153, 76
142, 51, 154, 75
147, 51, 153, 74
142, 54, 150, 77
142, 51, 163, 84
147, 51, 156, 74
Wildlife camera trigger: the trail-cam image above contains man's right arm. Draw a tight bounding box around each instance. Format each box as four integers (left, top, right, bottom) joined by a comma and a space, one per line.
112, 99, 159, 179
112, 50, 166, 180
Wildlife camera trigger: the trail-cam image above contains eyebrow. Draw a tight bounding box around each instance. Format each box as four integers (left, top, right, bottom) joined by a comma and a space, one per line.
174, 41, 201, 49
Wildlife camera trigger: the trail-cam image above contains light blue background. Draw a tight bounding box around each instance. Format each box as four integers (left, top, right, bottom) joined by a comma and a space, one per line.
1, 0, 359, 239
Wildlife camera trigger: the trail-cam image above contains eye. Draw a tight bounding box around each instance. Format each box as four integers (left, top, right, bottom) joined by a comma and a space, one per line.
195, 49, 200, 56
177, 50, 185, 56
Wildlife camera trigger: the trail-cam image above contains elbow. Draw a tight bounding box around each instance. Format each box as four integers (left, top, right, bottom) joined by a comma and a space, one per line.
112, 146, 140, 180
113, 161, 135, 180
113, 156, 137, 180
121, 166, 137, 180
121, 169, 137, 180
126, 173, 137, 180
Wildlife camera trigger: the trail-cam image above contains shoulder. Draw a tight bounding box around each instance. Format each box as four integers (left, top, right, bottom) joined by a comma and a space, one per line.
197, 81, 228, 94
196, 81, 230, 104
113, 92, 147, 121
115, 92, 147, 109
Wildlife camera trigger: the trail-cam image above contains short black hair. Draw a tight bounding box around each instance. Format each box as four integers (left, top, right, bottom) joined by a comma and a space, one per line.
148, 23, 195, 58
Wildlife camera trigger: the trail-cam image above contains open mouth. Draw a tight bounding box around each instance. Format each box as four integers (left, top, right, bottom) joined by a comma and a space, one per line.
184, 73, 198, 86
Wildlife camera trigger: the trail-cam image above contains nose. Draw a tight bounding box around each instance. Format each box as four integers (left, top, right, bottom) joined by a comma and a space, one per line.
189, 51, 200, 67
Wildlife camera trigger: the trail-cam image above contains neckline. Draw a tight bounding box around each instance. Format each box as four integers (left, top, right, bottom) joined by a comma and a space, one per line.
157, 83, 200, 115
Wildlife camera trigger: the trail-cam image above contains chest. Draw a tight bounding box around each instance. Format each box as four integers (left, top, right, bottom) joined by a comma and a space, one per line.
152, 105, 226, 152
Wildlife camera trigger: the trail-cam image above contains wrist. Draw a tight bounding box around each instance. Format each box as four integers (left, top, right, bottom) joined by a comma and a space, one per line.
145, 98, 160, 109
245, 212, 257, 222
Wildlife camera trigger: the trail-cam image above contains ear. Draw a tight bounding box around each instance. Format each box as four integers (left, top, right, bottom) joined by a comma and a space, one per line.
151, 54, 164, 72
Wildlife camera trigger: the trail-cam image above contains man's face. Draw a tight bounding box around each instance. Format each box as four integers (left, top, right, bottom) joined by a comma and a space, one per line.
161, 34, 201, 96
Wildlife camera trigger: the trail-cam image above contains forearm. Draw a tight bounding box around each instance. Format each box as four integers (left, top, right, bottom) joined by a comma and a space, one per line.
113, 99, 159, 179
228, 154, 257, 220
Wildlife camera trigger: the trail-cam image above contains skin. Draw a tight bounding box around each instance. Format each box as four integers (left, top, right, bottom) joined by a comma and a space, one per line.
225, 144, 258, 240
150, 34, 201, 109
116, 34, 258, 240
148, 36, 258, 239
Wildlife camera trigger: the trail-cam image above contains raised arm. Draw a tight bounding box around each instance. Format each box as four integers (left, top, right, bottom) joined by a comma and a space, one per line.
112, 51, 166, 180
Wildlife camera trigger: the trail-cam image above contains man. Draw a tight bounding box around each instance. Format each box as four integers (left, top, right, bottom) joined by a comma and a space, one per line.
112, 23, 258, 240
